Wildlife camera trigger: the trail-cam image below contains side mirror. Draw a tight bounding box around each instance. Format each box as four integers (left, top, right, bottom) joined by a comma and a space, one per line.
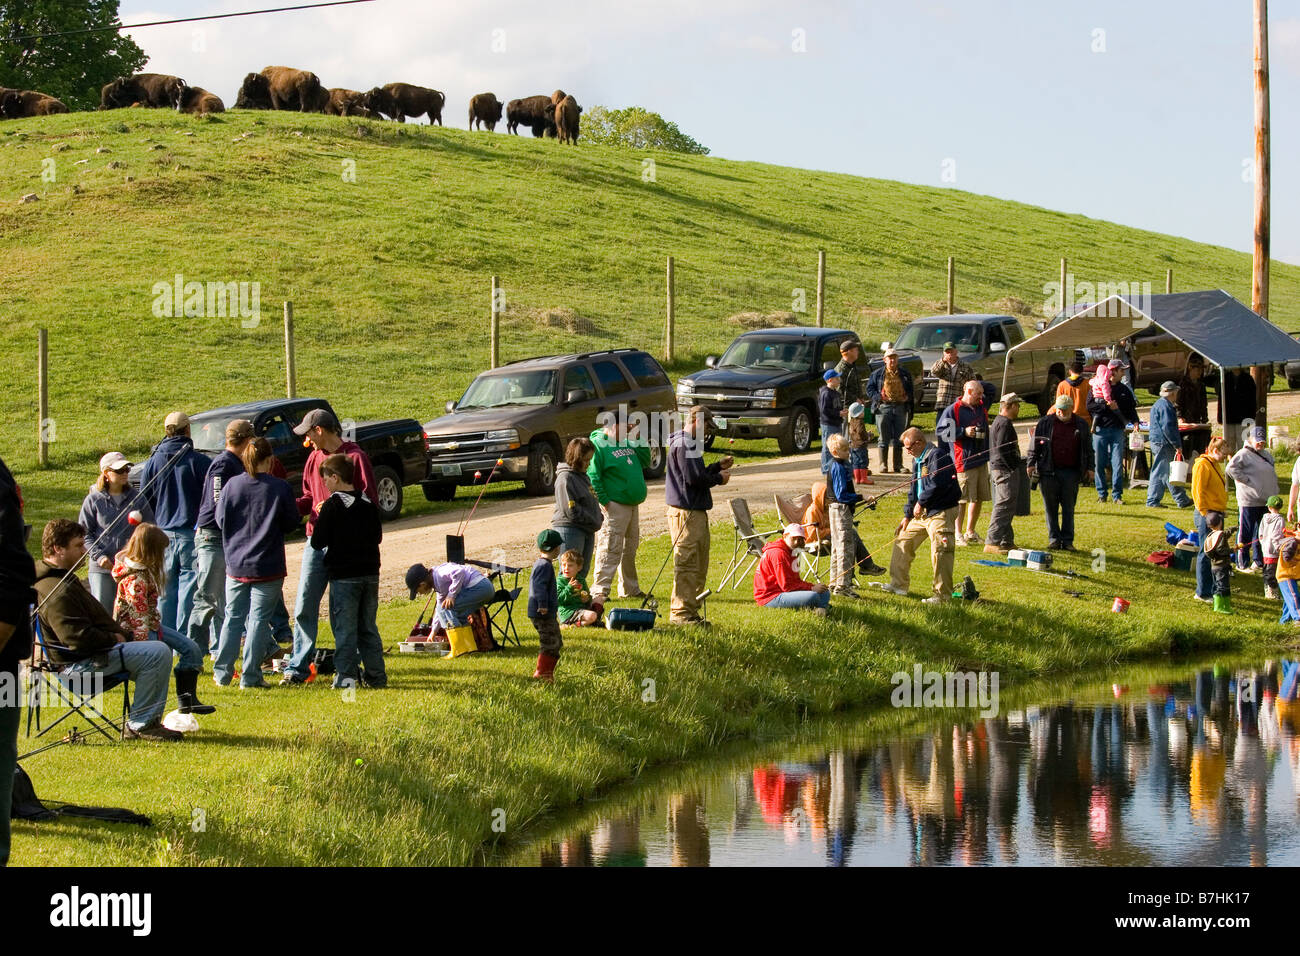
445, 399, 457, 414
1035, 321, 1047, 332
989, 341, 1006, 353
565, 388, 590, 405
705, 355, 719, 369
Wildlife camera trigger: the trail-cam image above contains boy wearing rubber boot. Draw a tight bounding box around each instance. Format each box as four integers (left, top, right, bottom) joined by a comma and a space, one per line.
1203, 511, 1234, 614
529, 529, 564, 680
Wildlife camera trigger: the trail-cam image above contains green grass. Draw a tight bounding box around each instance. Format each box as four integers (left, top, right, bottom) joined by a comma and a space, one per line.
13, 472, 1298, 866
3, 108, 1300, 542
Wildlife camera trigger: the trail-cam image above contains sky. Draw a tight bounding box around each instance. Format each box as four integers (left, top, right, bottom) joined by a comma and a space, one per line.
119, 0, 1299, 264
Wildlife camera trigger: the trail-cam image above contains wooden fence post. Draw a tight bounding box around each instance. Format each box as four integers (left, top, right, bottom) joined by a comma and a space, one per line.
815, 249, 825, 327
283, 302, 296, 399
1060, 257, 1068, 315
1166, 268, 1173, 294
946, 257, 955, 314
490, 276, 501, 369
665, 256, 675, 363
38, 328, 49, 467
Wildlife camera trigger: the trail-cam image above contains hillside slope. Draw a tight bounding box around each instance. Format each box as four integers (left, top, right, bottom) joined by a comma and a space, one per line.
2, 108, 1297, 527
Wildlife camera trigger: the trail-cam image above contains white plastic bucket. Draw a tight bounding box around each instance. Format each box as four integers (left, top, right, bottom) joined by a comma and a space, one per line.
1269, 425, 1290, 450
1168, 459, 1191, 485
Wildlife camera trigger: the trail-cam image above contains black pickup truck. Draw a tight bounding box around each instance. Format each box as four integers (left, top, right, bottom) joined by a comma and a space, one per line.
675, 327, 925, 454
143, 398, 428, 521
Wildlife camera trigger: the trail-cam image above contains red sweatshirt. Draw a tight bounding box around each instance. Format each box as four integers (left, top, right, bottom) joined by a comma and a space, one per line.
297, 441, 376, 537
753, 539, 813, 606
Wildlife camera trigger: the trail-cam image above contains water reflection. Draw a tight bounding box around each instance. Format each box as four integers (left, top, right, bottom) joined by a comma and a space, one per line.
526, 663, 1300, 867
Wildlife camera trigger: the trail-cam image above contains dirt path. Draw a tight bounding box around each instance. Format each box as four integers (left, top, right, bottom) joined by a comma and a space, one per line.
283, 390, 1300, 608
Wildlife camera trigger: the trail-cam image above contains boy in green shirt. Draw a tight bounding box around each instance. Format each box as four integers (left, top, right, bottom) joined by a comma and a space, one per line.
557, 549, 600, 626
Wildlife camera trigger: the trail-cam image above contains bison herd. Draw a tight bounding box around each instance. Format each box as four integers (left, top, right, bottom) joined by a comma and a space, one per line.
0, 66, 583, 142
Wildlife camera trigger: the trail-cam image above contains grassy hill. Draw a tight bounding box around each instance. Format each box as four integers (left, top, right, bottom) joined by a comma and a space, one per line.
2, 107, 1298, 530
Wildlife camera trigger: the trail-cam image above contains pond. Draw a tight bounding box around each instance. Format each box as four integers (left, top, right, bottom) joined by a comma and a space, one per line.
505, 659, 1300, 866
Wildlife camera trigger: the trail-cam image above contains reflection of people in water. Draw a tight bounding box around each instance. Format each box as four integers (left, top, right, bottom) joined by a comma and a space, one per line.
590, 812, 646, 868
667, 792, 710, 867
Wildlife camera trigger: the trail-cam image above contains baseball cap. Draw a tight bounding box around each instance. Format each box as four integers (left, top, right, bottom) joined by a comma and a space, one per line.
225, 419, 255, 443
782, 523, 807, 539
883, 347, 899, 357
1107, 358, 1129, 369
405, 563, 431, 600
823, 368, 841, 382
164, 410, 189, 429
1054, 394, 1073, 411
1251, 426, 1267, 443
98, 451, 132, 472
848, 402, 865, 418
942, 342, 956, 351
1267, 494, 1284, 510
1159, 380, 1178, 394
293, 407, 341, 436
537, 528, 563, 552
999, 392, 1021, 405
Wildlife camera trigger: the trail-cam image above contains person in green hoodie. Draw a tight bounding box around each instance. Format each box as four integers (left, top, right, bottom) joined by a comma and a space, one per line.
587, 418, 651, 614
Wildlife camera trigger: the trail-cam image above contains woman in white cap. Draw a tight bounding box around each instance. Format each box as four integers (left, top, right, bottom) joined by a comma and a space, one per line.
78, 452, 154, 612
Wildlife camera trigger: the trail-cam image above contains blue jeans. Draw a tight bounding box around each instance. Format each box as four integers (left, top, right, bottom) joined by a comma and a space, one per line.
1039, 467, 1080, 548
1092, 428, 1125, 499
64, 640, 173, 731
155, 625, 203, 672
877, 404, 909, 467
819, 424, 839, 473
555, 526, 595, 582
436, 576, 496, 628
1146, 442, 1191, 507
328, 576, 387, 688
187, 527, 225, 657
761, 589, 830, 610
270, 594, 292, 643
1193, 509, 1212, 599
1239, 505, 1267, 569
159, 527, 197, 634
214, 578, 282, 687
288, 540, 329, 680
87, 566, 116, 614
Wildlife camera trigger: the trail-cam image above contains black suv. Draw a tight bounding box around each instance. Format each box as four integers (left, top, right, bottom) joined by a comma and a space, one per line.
676, 327, 925, 454
421, 348, 676, 499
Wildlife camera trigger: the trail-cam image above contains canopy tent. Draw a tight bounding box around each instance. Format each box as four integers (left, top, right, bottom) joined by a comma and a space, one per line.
1001, 289, 1300, 397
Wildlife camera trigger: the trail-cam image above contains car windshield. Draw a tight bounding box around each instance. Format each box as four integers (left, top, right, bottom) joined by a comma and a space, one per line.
188, 414, 239, 453
895, 324, 981, 353
458, 370, 557, 409
718, 338, 812, 372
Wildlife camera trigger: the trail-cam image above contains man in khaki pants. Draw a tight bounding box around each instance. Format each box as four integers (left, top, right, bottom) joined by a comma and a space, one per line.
666, 407, 732, 625
880, 427, 962, 604
587, 417, 652, 614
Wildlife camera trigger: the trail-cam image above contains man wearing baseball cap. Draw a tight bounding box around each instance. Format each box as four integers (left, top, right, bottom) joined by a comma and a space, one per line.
752, 523, 830, 614
866, 348, 914, 473
834, 338, 865, 413
818, 368, 845, 474
1145, 381, 1192, 509
282, 408, 377, 685
77, 451, 153, 612
136, 411, 211, 634
665, 406, 732, 625
985, 393, 1024, 553
1027, 394, 1094, 550
1226, 425, 1279, 572
929, 342, 974, 409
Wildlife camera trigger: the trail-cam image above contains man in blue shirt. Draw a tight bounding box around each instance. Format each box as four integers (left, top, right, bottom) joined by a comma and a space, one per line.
879, 427, 961, 603
189, 419, 254, 658
1146, 381, 1192, 509
665, 406, 732, 625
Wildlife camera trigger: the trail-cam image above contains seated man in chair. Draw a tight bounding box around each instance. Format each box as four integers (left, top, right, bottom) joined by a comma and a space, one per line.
33, 519, 181, 741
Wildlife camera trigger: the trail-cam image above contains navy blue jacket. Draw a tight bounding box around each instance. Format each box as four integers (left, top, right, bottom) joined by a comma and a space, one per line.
818, 386, 843, 427
195, 449, 245, 531
826, 458, 862, 508
865, 366, 914, 410
666, 431, 726, 512
214, 472, 300, 579
1087, 382, 1139, 431
528, 557, 557, 619
137, 435, 211, 531
904, 441, 961, 519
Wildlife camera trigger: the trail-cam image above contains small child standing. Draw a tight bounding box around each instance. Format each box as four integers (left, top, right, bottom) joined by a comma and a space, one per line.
113, 522, 215, 714
557, 550, 600, 627
529, 529, 564, 680
1259, 495, 1286, 600
309, 453, 386, 689
818, 369, 845, 475
846, 402, 874, 486
825, 433, 866, 598
1203, 511, 1234, 615
1277, 537, 1300, 624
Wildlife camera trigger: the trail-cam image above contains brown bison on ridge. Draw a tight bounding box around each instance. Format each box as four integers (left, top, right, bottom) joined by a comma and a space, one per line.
506, 94, 557, 137
554, 94, 581, 144
468, 92, 503, 131
234, 72, 272, 109
1, 90, 68, 118
325, 88, 375, 117
367, 83, 444, 124
236, 66, 325, 112
179, 86, 225, 115
100, 73, 187, 110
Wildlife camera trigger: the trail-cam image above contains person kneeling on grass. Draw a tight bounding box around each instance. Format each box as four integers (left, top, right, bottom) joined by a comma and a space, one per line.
529, 529, 564, 681
557, 549, 600, 627
1204, 511, 1234, 615
753, 523, 830, 615
310, 454, 387, 690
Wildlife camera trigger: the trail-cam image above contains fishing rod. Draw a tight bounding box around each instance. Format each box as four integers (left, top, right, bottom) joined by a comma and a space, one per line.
456, 456, 505, 538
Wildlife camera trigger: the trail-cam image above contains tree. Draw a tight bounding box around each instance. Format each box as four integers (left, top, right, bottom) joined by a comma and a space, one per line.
0, 0, 147, 111
581, 105, 709, 155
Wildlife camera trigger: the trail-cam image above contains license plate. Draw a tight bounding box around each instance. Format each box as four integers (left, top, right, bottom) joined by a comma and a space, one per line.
440, 463, 461, 477
714, 417, 727, 430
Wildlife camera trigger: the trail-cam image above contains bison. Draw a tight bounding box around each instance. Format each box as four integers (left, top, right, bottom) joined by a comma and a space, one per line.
506, 94, 557, 137
1, 90, 69, 119
369, 83, 443, 124
550, 89, 567, 105
100, 73, 187, 110
468, 92, 503, 131
325, 88, 374, 117
257, 66, 326, 112
179, 86, 225, 115
233, 72, 272, 109
555, 94, 581, 144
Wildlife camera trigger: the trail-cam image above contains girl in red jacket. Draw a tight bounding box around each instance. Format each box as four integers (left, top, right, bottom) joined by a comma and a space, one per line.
753, 523, 830, 613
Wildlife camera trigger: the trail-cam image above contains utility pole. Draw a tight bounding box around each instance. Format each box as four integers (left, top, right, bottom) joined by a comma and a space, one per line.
1251, 0, 1272, 427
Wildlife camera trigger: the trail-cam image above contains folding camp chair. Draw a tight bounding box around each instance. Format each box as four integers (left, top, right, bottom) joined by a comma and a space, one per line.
24, 611, 131, 743
467, 559, 523, 647
773, 492, 825, 582
717, 498, 781, 590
